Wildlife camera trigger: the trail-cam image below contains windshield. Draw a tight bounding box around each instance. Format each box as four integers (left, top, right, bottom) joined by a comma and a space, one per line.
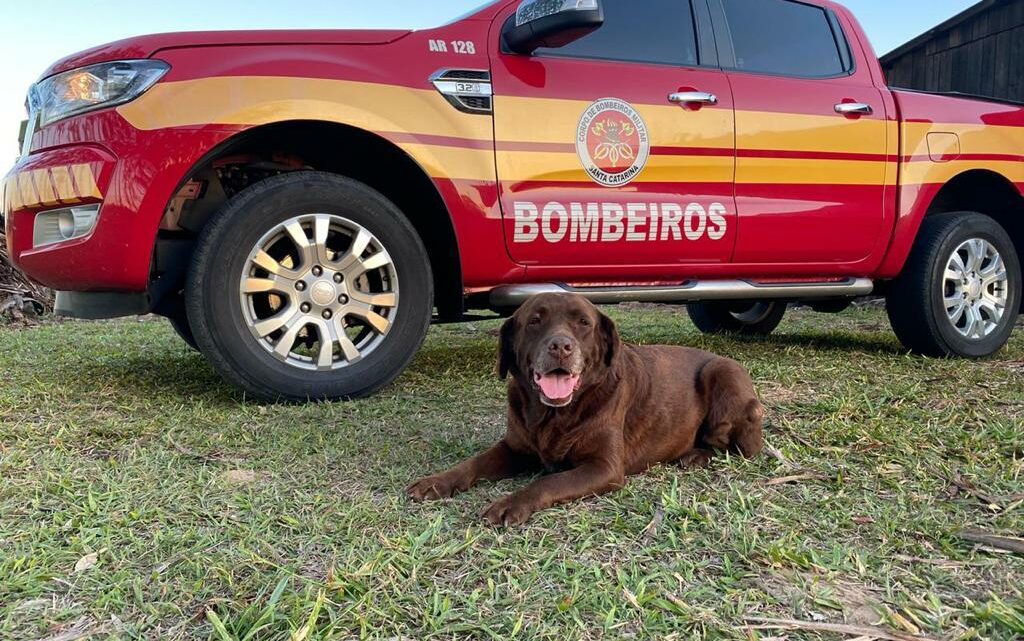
441, 0, 504, 25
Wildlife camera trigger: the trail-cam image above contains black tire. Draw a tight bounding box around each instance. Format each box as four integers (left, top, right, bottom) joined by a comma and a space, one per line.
687, 300, 787, 336
158, 293, 199, 350
167, 307, 199, 351
886, 212, 1021, 358
185, 171, 433, 402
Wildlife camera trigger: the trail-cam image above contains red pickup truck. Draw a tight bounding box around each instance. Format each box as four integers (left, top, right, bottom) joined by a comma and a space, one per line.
4, 0, 1022, 401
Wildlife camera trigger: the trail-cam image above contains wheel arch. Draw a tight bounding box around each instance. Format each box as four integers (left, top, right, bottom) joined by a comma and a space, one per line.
156, 119, 464, 320
879, 169, 1024, 284
925, 170, 1023, 287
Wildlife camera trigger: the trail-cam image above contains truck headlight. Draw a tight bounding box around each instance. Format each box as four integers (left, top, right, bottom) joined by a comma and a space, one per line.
31, 60, 169, 128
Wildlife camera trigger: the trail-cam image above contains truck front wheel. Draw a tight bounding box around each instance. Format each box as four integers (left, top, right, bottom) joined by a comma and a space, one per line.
167, 307, 199, 351
185, 172, 433, 401
687, 301, 787, 336
886, 212, 1021, 358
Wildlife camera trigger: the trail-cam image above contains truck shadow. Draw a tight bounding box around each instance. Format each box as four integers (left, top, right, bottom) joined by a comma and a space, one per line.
59, 323, 911, 407
75, 349, 241, 405
734, 331, 908, 356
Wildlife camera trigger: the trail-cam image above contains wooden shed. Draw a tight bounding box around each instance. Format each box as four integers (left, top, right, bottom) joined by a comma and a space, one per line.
880, 0, 1024, 103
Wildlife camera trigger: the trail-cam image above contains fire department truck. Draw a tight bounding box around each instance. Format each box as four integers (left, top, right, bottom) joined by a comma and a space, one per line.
4, 0, 1022, 400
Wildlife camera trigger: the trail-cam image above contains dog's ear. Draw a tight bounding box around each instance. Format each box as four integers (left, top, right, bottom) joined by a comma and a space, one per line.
599, 311, 621, 367
497, 316, 518, 379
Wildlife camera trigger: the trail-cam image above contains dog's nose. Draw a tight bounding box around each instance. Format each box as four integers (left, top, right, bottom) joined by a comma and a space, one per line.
547, 335, 575, 357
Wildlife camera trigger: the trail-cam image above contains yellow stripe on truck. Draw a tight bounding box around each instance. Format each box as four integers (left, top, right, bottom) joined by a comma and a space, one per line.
17, 173, 36, 210
902, 160, 1024, 186
395, 143, 496, 183
115, 76, 1022, 188
49, 166, 80, 204
903, 121, 1024, 156
497, 151, 735, 184
493, 95, 736, 149
117, 76, 494, 143
33, 169, 59, 206
70, 164, 102, 200
736, 110, 891, 155
2, 175, 21, 212
3, 163, 102, 212
738, 157, 887, 186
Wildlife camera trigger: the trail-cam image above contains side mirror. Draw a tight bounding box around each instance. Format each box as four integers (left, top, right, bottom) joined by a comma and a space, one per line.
503, 0, 604, 55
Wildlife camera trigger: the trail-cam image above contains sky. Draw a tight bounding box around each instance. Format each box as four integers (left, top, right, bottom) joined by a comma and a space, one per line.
0, 0, 977, 160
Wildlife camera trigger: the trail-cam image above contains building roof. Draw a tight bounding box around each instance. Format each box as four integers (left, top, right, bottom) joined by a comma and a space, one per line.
880, 0, 1008, 63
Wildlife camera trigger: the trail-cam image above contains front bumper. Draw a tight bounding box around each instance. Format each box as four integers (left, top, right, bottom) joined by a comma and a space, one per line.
3, 143, 129, 290
2, 108, 238, 295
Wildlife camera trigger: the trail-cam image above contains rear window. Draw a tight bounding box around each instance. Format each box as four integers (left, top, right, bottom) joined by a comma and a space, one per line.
721, 0, 847, 78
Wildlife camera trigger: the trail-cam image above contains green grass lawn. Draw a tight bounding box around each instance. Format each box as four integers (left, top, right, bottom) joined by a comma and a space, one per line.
1, 305, 1022, 640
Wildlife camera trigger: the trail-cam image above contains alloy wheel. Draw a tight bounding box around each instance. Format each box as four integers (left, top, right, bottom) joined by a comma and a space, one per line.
942, 238, 1009, 339
238, 214, 399, 371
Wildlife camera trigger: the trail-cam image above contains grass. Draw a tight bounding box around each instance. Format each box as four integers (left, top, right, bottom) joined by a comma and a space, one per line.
1, 304, 1022, 640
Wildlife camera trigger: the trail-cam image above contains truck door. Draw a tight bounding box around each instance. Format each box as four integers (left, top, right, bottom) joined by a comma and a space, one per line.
490, 0, 737, 271
710, 0, 893, 266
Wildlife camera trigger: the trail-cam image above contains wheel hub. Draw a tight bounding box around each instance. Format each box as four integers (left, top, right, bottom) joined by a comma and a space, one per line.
942, 238, 1008, 340
309, 277, 340, 307
965, 275, 982, 301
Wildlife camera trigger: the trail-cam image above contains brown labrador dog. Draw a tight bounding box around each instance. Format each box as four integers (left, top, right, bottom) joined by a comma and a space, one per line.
408, 293, 764, 525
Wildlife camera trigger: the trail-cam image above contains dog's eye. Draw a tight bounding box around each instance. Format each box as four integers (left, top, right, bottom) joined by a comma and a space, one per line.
528, 316, 541, 326
579, 317, 591, 327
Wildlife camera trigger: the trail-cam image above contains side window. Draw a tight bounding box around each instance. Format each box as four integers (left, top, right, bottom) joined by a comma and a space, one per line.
533, 0, 699, 67
721, 0, 847, 78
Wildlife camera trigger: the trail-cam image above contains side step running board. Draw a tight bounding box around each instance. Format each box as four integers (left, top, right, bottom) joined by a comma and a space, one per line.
489, 278, 874, 308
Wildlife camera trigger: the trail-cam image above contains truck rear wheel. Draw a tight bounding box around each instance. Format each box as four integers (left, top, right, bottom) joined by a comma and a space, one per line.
687, 301, 787, 336
185, 171, 433, 401
886, 212, 1021, 358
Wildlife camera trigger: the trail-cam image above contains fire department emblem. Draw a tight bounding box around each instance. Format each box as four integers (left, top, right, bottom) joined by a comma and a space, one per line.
576, 97, 650, 187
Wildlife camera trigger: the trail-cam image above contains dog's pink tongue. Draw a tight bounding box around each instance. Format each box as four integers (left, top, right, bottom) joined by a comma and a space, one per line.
537, 373, 578, 400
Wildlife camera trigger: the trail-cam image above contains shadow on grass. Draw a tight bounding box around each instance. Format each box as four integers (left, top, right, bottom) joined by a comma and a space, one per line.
407, 339, 495, 379
65, 338, 498, 408
72, 351, 242, 405
612, 326, 908, 358
39, 321, 907, 409
756, 331, 908, 356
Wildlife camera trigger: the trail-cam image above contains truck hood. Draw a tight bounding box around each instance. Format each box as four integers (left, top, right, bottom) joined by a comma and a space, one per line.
41, 29, 411, 79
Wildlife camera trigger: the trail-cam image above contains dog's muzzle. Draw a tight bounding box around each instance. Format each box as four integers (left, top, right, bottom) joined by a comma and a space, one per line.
531, 334, 584, 407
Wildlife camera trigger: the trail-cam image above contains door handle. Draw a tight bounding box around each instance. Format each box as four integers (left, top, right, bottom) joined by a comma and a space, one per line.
669, 91, 718, 106
835, 102, 873, 116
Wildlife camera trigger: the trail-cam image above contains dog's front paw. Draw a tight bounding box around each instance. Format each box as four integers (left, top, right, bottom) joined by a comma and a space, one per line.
407, 474, 462, 502
481, 495, 536, 526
